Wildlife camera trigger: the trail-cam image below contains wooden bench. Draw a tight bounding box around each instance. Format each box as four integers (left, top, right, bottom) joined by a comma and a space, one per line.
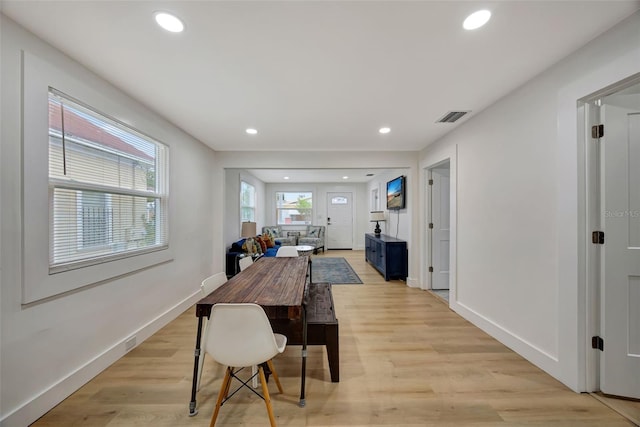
270, 282, 339, 382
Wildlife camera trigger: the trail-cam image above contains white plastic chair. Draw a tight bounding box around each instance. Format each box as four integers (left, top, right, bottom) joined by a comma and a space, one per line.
275, 246, 299, 257
206, 303, 286, 427
238, 256, 254, 271
202, 272, 227, 296
197, 272, 227, 391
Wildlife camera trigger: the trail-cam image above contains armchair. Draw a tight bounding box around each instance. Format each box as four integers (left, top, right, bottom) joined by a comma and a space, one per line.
262, 226, 296, 246
298, 225, 325, 253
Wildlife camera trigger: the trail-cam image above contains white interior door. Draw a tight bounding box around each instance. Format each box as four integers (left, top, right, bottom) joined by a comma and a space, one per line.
600, 103, 640, 399
431, 167, 450, 290
327, 192, 353, 249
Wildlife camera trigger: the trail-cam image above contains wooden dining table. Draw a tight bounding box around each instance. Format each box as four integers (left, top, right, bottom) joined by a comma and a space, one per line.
188, 256, 310, 416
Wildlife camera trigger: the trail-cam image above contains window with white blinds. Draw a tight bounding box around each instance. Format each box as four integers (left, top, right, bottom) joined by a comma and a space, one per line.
48, 89, 169, 271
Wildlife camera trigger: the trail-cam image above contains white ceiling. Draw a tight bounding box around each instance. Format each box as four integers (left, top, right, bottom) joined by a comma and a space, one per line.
3, 1, 639, 157
247, 168, 398, 183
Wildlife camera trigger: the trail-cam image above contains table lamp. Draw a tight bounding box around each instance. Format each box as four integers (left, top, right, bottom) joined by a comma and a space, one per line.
241, 221, 257, 238
369, 211, 385, 237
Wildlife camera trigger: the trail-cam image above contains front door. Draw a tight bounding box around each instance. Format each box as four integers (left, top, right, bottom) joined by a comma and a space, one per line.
600, 97, 640, 398
326, 192, 353, 249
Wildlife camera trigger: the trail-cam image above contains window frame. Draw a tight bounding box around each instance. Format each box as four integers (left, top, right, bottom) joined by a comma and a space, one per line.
47, 88, 170, 273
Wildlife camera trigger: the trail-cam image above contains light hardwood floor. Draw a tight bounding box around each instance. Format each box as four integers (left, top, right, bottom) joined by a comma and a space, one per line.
32, 250, 636, 426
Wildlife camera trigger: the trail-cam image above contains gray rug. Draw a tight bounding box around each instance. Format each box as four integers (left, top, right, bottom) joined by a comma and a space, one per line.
311, 257, 363, 284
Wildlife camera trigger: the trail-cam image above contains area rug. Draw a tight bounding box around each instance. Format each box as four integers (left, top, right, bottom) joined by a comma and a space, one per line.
311, 257, 363, 284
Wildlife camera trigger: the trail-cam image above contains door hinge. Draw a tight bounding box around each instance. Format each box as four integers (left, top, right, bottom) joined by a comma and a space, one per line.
428, 223, 434, 229
592, 231, 605, 244
592, 336, 604, 351
428, 266, 434, 273
591, 124, 604, 139
428, 179, 434, 185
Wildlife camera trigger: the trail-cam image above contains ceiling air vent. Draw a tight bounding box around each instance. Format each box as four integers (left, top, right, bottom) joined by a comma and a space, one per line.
436, 111, 470, 123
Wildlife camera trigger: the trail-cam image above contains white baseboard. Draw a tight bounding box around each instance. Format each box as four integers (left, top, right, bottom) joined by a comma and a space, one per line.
1, 291, 201, 427
406, 277, 420, 288
449, 298, 565, 388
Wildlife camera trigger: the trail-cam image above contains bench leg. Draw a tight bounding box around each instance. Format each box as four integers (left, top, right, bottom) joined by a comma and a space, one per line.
325, 324, 339, 382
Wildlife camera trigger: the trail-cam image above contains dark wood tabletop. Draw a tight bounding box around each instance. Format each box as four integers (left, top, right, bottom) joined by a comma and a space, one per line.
195, 256, 309, 320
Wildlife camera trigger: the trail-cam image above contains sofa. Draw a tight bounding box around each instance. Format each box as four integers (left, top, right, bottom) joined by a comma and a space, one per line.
298, 225, 325, 253
225, 235, 281, 277
261, 226, 296, 246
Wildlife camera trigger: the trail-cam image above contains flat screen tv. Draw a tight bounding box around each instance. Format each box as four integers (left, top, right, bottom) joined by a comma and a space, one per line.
386, 175, 406, 210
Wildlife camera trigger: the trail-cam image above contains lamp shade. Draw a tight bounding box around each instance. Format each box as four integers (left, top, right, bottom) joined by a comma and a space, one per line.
241, 221, 257, 237
370, 211, 385, 222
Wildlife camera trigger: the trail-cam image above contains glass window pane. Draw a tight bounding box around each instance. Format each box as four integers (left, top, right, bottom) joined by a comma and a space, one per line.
331, 196, 347, 204
276, 191, 312, 225
52, 188, 165, 266
49, 95, 158, 191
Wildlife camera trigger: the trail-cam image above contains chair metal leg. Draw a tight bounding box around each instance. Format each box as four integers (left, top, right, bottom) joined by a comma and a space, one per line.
223, 367, 234, 399
252, 365, 258, 388
210, 367, 232, 427
258, 366, 277, 427
266, 359, 283, 394
196, 318, 210, 391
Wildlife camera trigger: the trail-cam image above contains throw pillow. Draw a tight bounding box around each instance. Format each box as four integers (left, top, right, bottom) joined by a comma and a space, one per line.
264, 226, 280, 237
308, 226, 321, 237
256, 236, 267, 252
264, 234, 275, 248
242, 237, 255, 255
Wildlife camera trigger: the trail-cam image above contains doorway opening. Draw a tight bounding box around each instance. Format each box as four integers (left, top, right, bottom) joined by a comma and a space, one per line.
427, 160, 451, 302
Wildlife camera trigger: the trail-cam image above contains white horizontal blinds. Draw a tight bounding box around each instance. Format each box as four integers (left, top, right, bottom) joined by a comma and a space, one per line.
48, 89, 169, 270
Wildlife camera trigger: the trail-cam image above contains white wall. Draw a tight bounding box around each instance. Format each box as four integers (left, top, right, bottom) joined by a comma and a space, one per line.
223, 169, 267, 249
0, 15, 218, 426
419, 11, 640, 392
366, 170, 411, 242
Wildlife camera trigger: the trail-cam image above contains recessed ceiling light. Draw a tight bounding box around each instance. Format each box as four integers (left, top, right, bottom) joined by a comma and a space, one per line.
283, 176, 290, 180
379, 127, 391, 134
246, 128, 258, 135
154, 12, 184, 33
463, 10, 491, 30
342, 176, 349, 180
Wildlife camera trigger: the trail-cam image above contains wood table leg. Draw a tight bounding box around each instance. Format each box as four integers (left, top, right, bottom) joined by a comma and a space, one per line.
299, 304, 307, 407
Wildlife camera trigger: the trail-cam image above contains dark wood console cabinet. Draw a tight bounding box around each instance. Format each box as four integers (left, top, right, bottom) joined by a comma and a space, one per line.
365, 233, 407, 281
